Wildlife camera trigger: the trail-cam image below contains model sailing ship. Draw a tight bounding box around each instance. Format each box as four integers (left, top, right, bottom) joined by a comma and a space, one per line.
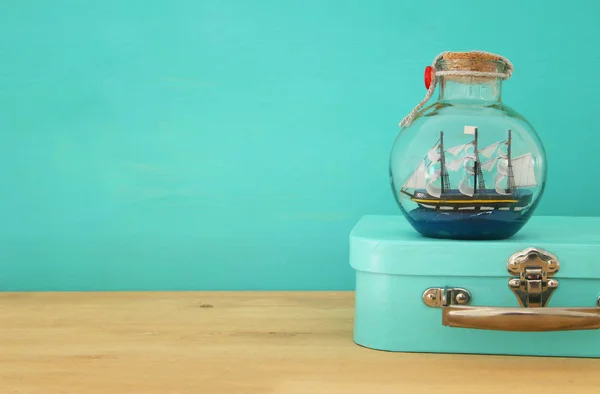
400, 126, 536, 213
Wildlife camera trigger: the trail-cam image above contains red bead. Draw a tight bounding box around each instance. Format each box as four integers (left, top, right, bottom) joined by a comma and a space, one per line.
424, 66, 433, 89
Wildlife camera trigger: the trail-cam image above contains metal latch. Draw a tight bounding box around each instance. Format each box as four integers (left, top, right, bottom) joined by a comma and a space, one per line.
423, 287, 471, 308
507, 247, 559, 308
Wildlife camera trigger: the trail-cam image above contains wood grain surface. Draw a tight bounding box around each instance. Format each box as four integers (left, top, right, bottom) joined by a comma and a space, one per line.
1, 291, 600, 394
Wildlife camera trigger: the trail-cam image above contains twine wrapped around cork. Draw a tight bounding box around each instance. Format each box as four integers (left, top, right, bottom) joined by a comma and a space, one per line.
399, 51, 514, 128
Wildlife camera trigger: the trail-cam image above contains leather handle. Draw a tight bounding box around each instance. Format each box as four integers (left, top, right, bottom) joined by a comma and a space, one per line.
442, 306, 600, 332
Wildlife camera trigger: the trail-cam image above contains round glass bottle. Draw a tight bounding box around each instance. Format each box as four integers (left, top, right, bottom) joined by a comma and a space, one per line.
390, 51, 546, 240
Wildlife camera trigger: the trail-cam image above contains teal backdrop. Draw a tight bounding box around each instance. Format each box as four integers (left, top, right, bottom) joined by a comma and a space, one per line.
1, 1, 598, 291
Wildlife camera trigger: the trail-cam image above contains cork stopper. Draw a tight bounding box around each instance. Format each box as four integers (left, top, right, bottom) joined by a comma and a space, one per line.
436, 51, 508, 83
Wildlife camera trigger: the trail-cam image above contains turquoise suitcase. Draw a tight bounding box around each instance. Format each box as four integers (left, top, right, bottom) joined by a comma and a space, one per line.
349, 215, 600, 358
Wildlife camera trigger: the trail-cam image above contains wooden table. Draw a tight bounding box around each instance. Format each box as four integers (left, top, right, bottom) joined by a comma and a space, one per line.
2, 291, 600, 393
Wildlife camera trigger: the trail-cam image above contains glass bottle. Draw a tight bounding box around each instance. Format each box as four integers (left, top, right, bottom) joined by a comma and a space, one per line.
389, 51, 546, 240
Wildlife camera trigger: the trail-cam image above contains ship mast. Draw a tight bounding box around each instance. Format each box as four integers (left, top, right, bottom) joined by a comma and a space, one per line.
439, 131, 450, 195
506, 129, 515, 194
472, 128, 486, 194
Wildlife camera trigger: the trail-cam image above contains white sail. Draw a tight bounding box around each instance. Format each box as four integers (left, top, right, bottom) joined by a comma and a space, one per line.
495, 156, 510, 195
492, 152, 536, 193
427, 146, 440, 163
497, 143, 509, 159
459, 177, 474, 197
446, 144, 466, 156
446, 157, 464, 171
463, 142, 476, 155
480, 158, 498, 172
426, 170, 442, 198
403, 160, 427, 189
456, 147, 477, 197
463, 144, 477, 175
463, 158, 476, 175
448, 149, 488, 197
479, 142, 500, 159
512, 153, 537, 187
495, 172, 510, 195
497, 158, 508, 173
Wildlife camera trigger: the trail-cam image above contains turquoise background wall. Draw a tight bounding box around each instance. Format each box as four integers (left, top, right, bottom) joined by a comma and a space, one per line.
1, 1, 599, 291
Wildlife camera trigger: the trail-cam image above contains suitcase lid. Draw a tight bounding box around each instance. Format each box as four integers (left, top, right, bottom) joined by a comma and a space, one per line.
349, 215, 600, 279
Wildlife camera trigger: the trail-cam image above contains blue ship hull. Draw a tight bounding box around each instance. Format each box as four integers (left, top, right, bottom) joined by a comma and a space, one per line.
400, 189, 536, 240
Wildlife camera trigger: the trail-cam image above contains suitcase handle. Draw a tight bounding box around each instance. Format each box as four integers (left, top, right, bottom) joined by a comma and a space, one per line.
423, 247, 600, 332
442, 306, 600, 332
423, 287, 600, 332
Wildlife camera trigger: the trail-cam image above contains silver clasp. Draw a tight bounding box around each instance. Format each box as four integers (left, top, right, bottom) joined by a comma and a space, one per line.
507, 247, 560, 308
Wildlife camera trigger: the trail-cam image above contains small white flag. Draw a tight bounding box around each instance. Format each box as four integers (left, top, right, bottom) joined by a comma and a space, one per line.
464, 125, 478, 135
